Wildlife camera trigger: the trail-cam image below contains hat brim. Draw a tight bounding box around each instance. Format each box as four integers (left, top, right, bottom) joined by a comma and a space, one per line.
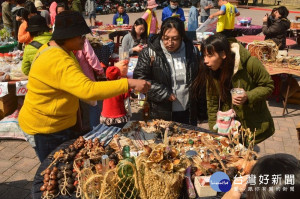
51, 23, 91, 40
147, 4, 158, 8
26, 25, 50, 33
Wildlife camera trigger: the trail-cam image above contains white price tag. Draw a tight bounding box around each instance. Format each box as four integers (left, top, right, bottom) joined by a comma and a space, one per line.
16, 80, 28, 96
0, 82, 9, 97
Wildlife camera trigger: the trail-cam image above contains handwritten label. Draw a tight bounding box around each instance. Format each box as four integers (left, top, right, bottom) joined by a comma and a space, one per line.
0, 82, 9, 97
16, 80, 28, 96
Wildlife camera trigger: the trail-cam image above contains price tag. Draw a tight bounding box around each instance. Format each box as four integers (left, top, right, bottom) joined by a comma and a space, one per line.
16, 80, 28, 96
0, 82, 9, 97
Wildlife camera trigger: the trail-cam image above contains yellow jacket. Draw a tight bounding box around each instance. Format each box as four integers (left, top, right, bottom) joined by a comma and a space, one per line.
19, 44, 128, 135
216, 2, 236, 32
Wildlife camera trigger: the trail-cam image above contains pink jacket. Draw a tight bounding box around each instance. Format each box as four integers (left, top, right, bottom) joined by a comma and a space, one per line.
49, 2, 57, 26
75, 39, 104, 81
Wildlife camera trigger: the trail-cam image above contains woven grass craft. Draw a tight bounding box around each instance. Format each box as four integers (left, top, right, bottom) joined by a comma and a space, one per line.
248, 40, 278, 62
135, 144, 187, 199
75, 160, 138, 199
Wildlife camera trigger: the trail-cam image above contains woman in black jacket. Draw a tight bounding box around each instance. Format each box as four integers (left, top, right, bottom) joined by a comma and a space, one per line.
133, 17, 201, 125
262, 6, 290, 50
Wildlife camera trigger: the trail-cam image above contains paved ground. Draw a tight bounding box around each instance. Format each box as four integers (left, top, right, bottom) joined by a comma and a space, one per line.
0, 7, 300, 199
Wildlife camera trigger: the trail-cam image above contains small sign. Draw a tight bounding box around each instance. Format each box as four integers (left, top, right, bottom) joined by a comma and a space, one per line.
0, 82, 8, 97
16, 80, 28, 96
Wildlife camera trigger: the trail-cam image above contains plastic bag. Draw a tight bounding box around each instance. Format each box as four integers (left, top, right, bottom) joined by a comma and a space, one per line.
0, 109, 27, 140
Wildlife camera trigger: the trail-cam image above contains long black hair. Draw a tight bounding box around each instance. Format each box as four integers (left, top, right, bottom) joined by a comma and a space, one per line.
25, 1, 38, 15
247, 153, 300, 199
192, 33, 235, 102
277, 6, 289, 19
159, 17, 188, 43
131, 18, 148, 43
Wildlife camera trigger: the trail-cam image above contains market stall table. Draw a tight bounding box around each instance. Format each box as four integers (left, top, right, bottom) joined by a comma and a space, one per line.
236, 35, 297, 48
263, 62, 300, 115
92, 25, 132, 49
234, 24, 262, 36
32, 121, 249, 199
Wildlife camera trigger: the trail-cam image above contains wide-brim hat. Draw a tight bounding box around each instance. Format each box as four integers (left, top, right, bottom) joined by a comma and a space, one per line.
147, 0, 158, 9
26, 15, 50, 33
51, 11, 91, 40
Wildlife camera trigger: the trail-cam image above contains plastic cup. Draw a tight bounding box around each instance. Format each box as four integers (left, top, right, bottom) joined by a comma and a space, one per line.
230, 88, 245, 99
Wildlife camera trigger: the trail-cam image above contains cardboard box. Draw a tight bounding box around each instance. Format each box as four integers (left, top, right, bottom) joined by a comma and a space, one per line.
0, 86, 18, 119
291, 22, 300, 30
194, 176, 217, 197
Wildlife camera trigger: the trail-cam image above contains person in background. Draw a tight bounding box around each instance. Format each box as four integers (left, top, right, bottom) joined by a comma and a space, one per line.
122, 18, 147, 56
192, 34, 274, 144
49, 0, 57, 26
85, 0, 97, 27
12, 0, 26, 42
188, 0, 199, 31
262, 6, 290, 50
35, 0, 51, 27
17, 8, 32, 45
22, 15, 51, 75
134, 17, 200, 125
1, 0, 13, 32
222, 153, 300, 199
71, 0, 83, 13
200, 0, 213, 23
142, 0, 159, 38
24, 1, 38, 18
100, 66, 131, 126
51, 2, 66, 31
162, 0, 185, 22
209, 0, 240, 37
109, 5, 130, 40
112, 5, 129, 25
56, 2, 66, 14
267, 7, 277, 26
49, 0, 67, 26
18, 11, 151, 162
74, 38, 105, 129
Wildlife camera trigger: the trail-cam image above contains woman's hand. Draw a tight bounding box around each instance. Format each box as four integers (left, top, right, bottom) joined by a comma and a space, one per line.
232, 89, 248, 106
115, 59, 129, 68
168, 94, 176, 101
128, 79, 151, 93
132, 46, 143, 53
222, 175, 248, 199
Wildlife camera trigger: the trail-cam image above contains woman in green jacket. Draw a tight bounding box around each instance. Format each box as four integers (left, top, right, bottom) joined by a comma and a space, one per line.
22, 15, 52, 75
193, 34, 275, 144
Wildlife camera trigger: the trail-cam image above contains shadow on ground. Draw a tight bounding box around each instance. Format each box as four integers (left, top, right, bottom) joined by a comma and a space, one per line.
0, 180, 32, 199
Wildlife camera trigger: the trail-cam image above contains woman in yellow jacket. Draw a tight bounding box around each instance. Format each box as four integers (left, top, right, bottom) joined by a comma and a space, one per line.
142, 0, 159, 38
18, 11, 151, 162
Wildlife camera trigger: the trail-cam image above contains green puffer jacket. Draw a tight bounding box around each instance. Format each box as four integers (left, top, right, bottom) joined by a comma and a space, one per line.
22, 32, 52, 75
72, 0, 83, 13
207, 42, 275, 144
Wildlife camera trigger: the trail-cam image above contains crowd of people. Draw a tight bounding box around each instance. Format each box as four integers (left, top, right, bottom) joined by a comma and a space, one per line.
0, 0, 296, 176
1, 0, 299, 198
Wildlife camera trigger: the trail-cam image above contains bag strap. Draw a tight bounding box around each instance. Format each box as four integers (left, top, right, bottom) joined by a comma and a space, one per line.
31, 45, 63, 66
29, 41, 43, 49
